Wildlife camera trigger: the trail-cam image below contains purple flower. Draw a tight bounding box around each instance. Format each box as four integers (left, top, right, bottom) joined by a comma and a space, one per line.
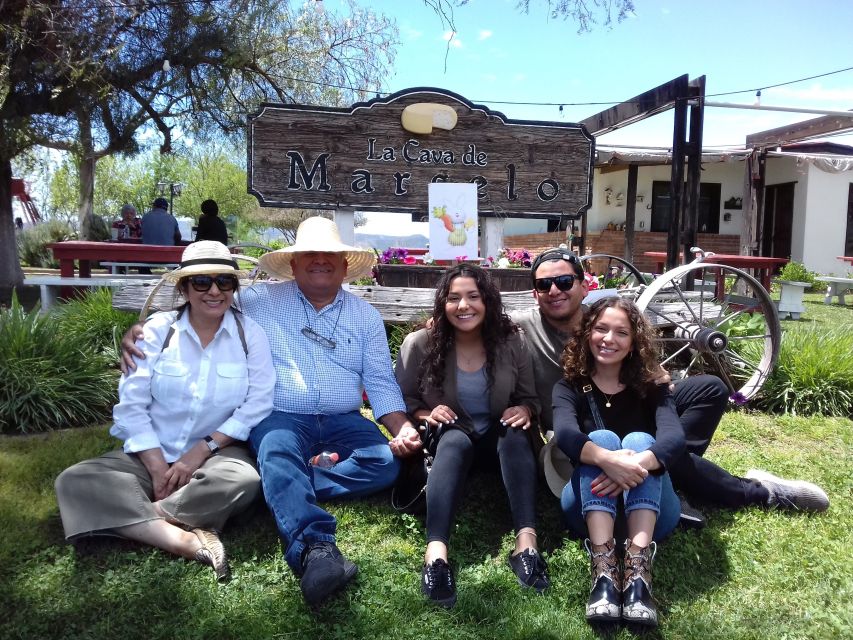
729, 391, 748, 406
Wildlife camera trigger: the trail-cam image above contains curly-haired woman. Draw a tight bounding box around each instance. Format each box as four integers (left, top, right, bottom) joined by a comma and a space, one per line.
395, 264, 546, 607
553, 296, 683, 628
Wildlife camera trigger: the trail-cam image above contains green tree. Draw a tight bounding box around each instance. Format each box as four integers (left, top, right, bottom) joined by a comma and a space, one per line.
1, 0, 397, 290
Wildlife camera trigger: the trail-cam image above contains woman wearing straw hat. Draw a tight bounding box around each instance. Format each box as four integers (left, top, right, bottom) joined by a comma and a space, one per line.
55, 241, 275, 582
119, 217, 422, 605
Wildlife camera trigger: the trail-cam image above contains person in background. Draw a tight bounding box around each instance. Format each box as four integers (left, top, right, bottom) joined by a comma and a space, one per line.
554, 297, 684, 627
14, 217, 24, 232
55, 241, 275, 582
513, 248, 829, 519
112, 204, 142, 240
395, 264, 547, 608
142, 197, 181, 245
195, 199, 228, 245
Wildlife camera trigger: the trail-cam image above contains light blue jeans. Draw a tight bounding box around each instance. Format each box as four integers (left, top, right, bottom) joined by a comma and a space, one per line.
560, 430, 680, 541
249, 410, 400, 573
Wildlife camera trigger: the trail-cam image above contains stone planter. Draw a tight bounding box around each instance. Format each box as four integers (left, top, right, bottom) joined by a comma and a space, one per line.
374, 264, 533, 292
776, 280, 810, 319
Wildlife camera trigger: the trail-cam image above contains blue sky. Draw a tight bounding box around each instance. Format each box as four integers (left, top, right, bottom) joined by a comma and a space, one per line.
354, 0, 853, 236
357, 0, 853, 148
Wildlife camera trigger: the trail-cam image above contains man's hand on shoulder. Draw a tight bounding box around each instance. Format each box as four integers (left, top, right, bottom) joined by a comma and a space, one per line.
120, 322, 146, 374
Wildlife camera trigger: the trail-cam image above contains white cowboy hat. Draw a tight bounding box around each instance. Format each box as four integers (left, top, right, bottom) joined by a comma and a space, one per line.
539, 432, 575, 498
258, 216, 376, 282
162, 241, 248, 283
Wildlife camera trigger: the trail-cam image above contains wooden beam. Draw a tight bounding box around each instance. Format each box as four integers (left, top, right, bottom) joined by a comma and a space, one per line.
581, 75, 689, 137
746, 113, 853, 147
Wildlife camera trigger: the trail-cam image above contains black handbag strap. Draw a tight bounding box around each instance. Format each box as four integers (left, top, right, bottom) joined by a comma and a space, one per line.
582, 383, 606, 431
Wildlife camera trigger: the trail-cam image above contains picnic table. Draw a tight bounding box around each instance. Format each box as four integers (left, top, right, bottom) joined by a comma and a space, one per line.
643, 251, 788, 295
837, 256, 853, 267
48, 241, 184, 278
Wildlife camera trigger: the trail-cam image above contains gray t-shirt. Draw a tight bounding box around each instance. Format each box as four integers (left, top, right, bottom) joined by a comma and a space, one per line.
456, 366, 490, 435
510, 307, 570, 434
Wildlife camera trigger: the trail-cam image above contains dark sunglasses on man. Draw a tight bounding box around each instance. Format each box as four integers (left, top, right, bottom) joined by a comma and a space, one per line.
188, 274, 239, 292
533, 274, 576, 292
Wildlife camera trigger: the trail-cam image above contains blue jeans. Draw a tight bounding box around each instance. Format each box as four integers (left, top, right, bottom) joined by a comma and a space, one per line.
249, 410, 400, 573
560, 430, 680, 541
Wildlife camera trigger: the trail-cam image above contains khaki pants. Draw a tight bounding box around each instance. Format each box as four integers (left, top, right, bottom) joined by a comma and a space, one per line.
55, 445, 260, 539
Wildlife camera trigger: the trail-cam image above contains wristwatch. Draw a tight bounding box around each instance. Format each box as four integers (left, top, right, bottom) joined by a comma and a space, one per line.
203, 435, 220, 456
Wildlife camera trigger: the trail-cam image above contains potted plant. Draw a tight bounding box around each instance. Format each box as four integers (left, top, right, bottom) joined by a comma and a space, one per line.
775, 261, 813, 320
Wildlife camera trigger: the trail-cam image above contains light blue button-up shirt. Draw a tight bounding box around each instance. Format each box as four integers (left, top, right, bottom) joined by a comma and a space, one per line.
239, 280, 406, 420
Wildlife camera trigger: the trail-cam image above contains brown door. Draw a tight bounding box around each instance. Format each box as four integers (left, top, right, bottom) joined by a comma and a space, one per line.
761, 182, 795, 258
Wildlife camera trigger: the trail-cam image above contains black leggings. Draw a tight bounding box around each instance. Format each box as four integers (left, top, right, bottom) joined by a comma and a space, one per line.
425, 424, 537, 545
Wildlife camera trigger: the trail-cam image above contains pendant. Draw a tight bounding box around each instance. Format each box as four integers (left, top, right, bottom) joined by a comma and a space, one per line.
605, 401, 611, 408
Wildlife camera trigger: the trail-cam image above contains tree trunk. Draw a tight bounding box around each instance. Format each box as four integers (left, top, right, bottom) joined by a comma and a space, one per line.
0, 156, 25, 291
77, 111, 97, 240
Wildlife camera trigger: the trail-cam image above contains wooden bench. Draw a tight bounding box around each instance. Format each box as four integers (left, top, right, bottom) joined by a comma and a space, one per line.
25, 275, 159, 311
112, 281, 620, 323
815, 276, 853, 305
101, 261, 179, 274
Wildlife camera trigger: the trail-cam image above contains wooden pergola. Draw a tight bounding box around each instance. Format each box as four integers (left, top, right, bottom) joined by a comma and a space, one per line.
581, 75, 853, 269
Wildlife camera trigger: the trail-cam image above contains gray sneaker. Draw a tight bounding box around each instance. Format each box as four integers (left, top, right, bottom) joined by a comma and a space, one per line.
745, 469, 829, 512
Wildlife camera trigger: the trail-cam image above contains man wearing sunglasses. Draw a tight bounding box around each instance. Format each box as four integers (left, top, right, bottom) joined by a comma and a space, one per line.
512, 248, 828, 519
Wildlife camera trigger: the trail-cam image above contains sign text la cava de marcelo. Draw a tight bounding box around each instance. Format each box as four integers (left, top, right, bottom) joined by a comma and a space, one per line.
247, 88, 594, 219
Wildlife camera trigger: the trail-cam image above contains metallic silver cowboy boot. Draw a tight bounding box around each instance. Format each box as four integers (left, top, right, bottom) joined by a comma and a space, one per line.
583, 538, 621, 622
622, 539, 657, 627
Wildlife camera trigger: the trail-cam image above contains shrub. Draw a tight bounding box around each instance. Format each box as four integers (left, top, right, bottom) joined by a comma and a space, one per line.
0, 295, 118, 434
777, 261, 818, 289
752, 326, 853, 416
50, 288, 138, 362
16, 220, 76, 268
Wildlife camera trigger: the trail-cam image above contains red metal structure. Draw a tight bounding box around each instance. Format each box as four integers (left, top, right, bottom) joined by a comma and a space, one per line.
11, 177, 41, 225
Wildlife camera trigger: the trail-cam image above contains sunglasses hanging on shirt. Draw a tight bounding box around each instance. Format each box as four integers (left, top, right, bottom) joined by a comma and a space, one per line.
533, 274, 576, 292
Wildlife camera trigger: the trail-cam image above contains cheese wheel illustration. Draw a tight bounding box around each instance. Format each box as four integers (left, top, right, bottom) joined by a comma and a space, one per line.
401, 103, 458, 134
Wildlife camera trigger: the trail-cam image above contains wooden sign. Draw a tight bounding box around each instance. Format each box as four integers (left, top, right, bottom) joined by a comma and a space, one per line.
247, 87, 594, 219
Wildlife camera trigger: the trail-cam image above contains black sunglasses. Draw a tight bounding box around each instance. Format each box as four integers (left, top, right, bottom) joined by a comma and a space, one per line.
188, 274, 238, 292
534, 274, 576, 292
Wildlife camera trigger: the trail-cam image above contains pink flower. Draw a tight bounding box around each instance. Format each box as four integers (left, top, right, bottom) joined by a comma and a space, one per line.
403, 255, 417, 265
584, 272, 599, 290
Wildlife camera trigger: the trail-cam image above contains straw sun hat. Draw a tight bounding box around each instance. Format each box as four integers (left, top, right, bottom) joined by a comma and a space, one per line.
540, 433, 575, 498
162, 241, 248, 283
258, 216, 376, 282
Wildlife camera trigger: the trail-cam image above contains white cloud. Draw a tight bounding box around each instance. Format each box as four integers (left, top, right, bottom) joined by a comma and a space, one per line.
479, 30, 493, 40
402, 26, 423, 41
767, 83, 853, 105
442, 30, 462, 48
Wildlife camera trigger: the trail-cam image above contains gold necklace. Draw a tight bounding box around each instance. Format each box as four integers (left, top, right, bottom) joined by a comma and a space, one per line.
602, 391, 615, 408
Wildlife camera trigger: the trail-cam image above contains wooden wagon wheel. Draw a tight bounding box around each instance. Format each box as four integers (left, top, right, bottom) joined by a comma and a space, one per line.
579, 253, 650, 289
635, 262, 781, 400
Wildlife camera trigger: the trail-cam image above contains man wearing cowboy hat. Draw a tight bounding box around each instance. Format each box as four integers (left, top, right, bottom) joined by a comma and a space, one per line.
245, 216, 421, 606
123, 216, 421, 607
513, 247, 828, 516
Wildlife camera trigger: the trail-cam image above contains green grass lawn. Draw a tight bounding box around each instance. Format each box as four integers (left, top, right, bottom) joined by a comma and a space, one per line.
1, 294, 851, 639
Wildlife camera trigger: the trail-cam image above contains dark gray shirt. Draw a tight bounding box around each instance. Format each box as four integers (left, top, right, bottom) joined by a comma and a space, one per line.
510, 307, 570, 434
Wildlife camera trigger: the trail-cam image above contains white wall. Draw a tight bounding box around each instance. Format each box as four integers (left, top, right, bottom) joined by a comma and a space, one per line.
800, 162, 852, 274
587, 161, 748, 235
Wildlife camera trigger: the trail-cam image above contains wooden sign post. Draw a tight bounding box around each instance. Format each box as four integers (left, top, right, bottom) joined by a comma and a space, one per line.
247, 87, 594, 256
